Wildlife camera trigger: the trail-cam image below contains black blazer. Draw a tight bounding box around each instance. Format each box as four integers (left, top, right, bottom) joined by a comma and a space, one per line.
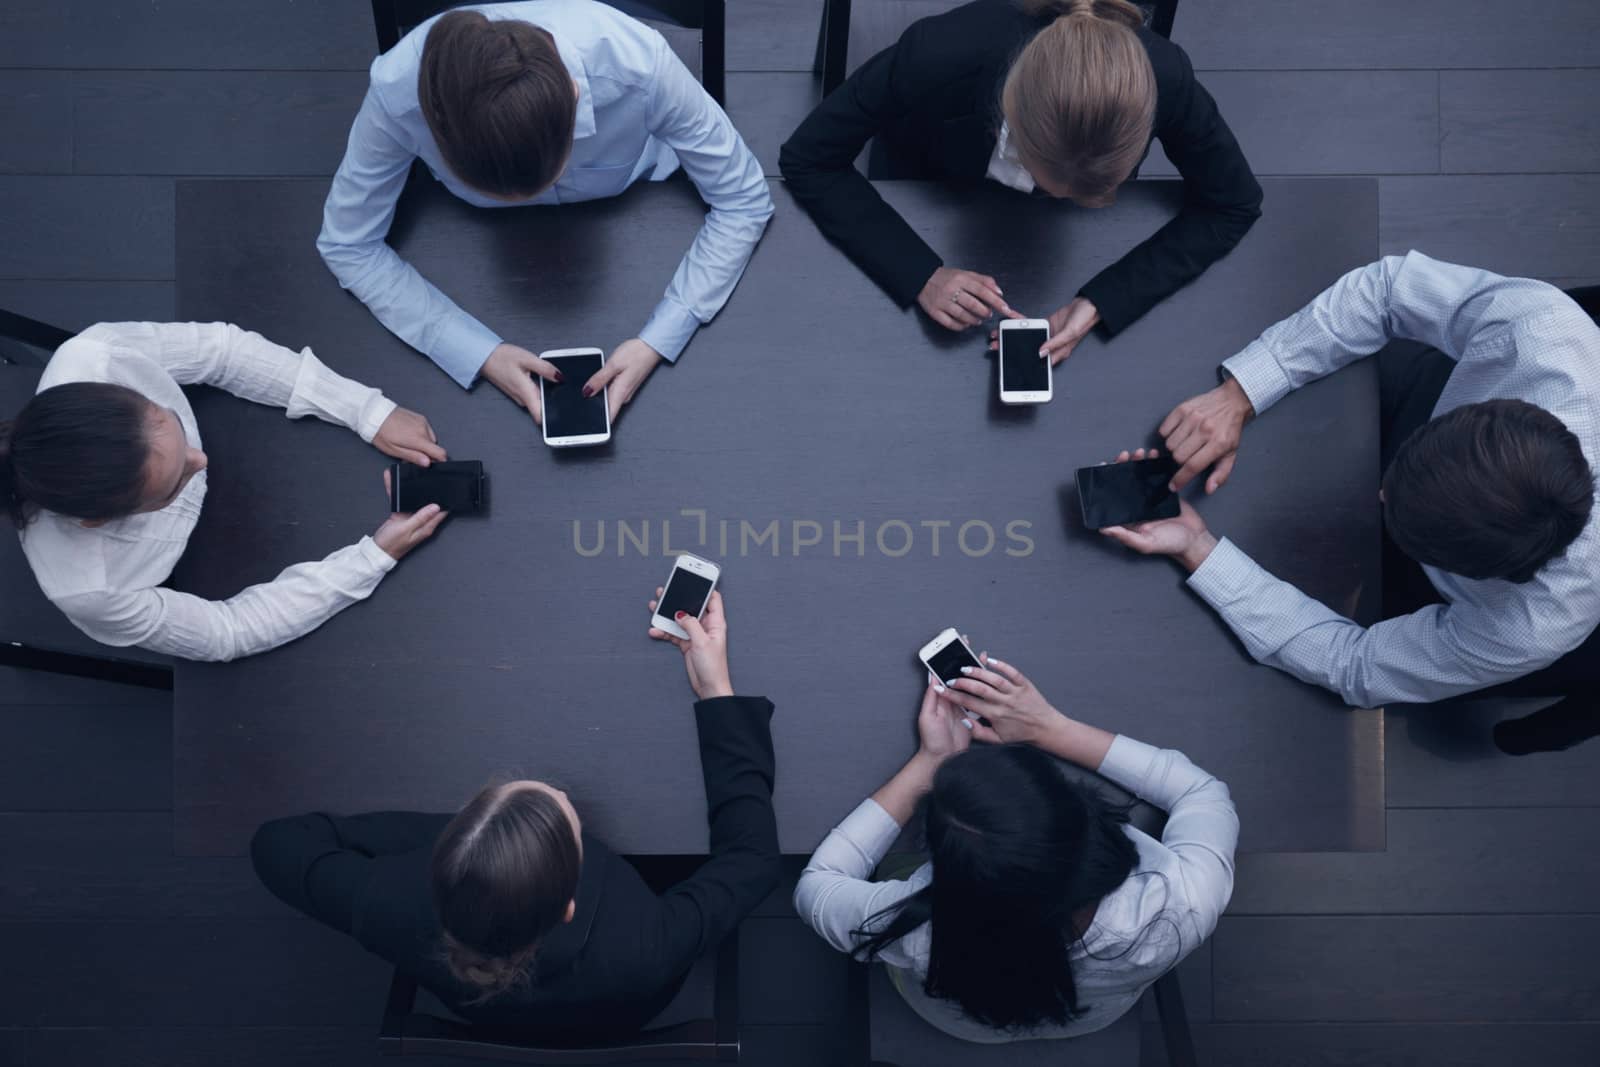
778, 0, 1264, 335
250, 695, 780, 1036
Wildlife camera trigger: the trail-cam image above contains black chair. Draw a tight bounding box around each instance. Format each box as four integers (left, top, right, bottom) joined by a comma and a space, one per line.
378, 932, 740, 1063
814, 0, 851, 97
0, 307, 71, 369
370, 0, 726, 106
0, 309, 174, 688
1139, 0, 1179, 39
862, 759, 1198, 1067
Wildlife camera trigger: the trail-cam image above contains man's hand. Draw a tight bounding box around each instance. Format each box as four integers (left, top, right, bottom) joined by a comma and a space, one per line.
1160, 376, 1255, 493
1097, 448, 1219, 572
372, 406, 447, 467
375, 468, 448, 561
649, 588, 733, 700
480, 342, 562, 427
918, 266, 1018, 331
1039, 297, 1099, 364
585, 338, 662, 425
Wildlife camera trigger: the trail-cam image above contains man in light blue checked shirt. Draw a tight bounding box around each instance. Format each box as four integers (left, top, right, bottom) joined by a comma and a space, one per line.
1099, 252, 1600, 756
318, 0, 773, 433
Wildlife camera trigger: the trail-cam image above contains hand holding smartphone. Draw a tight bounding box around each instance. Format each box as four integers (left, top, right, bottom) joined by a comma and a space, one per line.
386, 460, 486, 515
998, 318, 1052, 405
540, 347, 611, 448
650, 554, 721, 640
1076, 454, 1179, 529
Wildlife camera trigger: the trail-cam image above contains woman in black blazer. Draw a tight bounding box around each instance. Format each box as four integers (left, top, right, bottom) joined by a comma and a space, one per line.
249, 590, 779, 1036
780, 0, 1262, 362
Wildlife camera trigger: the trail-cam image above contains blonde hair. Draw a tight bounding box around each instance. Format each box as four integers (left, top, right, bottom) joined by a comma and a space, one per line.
1003, 0, 1157, 206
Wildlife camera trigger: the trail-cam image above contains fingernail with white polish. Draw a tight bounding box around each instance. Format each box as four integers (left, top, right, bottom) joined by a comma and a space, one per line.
959, 666, 973, 674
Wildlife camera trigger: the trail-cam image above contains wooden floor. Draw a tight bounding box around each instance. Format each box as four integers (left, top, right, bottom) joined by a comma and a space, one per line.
3, 2, 1599, 1064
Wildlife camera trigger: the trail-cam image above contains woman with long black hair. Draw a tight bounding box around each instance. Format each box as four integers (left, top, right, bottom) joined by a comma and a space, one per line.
795, 654, 1237, 1041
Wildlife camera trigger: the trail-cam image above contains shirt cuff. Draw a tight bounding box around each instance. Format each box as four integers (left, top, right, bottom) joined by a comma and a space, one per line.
1185, 537, 1260, 609
356, 394, 397, 443
639, 299, 700, 364
1095, 734, 1163, 798
834, 798, 906, 870
432, 316, 505, 390
356, 535, 399, 575
1221, 339, 1293, 415
288, 347, 392, 439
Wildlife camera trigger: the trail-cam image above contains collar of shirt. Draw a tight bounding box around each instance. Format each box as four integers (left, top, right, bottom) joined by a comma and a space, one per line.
547, 26, 596, 142
985, 121, 1037, 194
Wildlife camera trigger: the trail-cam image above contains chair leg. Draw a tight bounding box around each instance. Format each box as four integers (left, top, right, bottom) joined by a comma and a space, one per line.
701, 0, 726, 107
815, 0, 851, 97
1152, 971, 1198, 1067
377, 969, 420, 1057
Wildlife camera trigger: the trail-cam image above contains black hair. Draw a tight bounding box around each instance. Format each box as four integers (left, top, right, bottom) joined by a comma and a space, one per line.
0, 381, 152, 526
1383, 398, 1594, 583
431, 783, 583, 1002
853, 745, 1143, 1031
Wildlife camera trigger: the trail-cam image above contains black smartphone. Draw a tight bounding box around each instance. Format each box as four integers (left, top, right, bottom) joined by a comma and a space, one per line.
540, 348, 611, 448
1076, 456, 1179, 529
387, 460, 485, 514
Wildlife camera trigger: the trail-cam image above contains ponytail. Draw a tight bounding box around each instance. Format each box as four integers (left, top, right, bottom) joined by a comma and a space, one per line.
440, 933, 540, 1004
1019, 0, 1146, 28
1005, 0, 1157, 205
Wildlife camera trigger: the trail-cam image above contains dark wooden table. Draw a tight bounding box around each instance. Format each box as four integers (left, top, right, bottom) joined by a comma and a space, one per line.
171, 176, 1383, 856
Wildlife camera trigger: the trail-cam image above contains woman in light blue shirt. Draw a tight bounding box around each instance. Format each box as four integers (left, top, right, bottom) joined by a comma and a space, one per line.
318, 0, 773, 433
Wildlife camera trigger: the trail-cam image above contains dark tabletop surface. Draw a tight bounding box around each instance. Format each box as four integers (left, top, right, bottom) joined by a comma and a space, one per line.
169, 176, 1383, 856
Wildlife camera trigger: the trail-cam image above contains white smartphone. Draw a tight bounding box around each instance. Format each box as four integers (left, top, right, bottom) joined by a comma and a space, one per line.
998, 318, 1053, 405
651, 553, 721, 640
540, 347, 611, 448
918, 627, 984, 688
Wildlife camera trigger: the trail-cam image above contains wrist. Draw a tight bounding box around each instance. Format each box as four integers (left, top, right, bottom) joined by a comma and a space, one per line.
697, 675, 734, 700
1221, 375, 1255, 420
1177, 531, 1220, 573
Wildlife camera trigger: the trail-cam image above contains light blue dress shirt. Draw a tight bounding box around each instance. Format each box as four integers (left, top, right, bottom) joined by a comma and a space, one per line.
318, 0, 774, 387
1190, 252, 1600, 708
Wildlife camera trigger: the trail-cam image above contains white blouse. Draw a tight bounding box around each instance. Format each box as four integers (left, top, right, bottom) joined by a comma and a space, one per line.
794, 735, 1239, 1043
19, 321, 399, 662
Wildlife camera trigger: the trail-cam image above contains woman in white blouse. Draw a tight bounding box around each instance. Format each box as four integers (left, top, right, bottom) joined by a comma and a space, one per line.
795, 655, 1238, 1043
1, 321, 449, 662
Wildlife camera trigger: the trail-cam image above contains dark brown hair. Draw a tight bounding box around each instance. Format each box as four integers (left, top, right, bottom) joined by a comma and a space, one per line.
431, 783, 582, 1001
1, 381, 151, 527
1384, 398, 1594, 583
417, 10, 577, 198
1004, 0, 1156, 206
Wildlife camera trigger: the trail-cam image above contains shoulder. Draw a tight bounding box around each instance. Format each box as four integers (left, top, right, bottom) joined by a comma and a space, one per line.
38, 327, 123, 391
895, 0, 1042, 73
18, 517, 114, 601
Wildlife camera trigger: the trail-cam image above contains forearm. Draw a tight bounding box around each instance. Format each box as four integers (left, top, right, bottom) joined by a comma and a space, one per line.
134, 537, 394, 661
656, 697, 781, 962
1033, 715, 1117, 772
1077, 200, 1258, 336
870, 751, 940, 826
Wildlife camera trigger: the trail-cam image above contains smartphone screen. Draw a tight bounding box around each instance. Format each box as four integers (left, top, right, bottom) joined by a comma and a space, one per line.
1076, 456, 1180, 529
544, 352, 608, 438
658, 566, 715, 620
393, 461, 482, 513
925, 638, 982, 687
1000, 327, 1049, 392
